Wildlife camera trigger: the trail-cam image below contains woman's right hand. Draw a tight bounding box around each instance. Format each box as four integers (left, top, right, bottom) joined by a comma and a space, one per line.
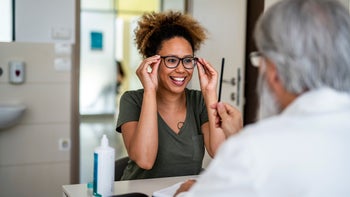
196, 57, 218, 97
136, 55, 161, 91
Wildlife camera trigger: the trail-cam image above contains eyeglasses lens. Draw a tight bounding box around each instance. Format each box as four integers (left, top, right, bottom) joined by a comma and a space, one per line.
164, 56, 195, 69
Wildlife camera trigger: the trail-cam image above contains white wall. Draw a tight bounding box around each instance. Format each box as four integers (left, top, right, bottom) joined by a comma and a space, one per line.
189, 0, 247, 167
15, 0, 75, 43
79, 11, 116, 115
190, 0, 247, 111
0, 1, 75, 196
0, 42, 71, 197
0, 1, 76, 194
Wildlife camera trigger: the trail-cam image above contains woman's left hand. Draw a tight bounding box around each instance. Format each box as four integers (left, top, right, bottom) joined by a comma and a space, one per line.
196, 58, 218, 95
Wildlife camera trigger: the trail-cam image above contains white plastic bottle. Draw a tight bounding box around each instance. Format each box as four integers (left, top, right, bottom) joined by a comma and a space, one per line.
93, 134, 115, 197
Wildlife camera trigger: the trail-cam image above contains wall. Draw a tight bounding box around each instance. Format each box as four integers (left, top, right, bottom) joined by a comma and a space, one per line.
189, 0, 246, 111
188, 0, 247, 168
15, 0, 75, 43
0, 42, 71, 196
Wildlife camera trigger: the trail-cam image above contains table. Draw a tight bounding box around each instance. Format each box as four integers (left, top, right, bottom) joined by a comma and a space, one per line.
62, 175, 197, 197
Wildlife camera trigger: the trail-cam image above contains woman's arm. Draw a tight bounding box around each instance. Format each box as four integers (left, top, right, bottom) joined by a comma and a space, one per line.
121, 55, 160, 169
196, 58, 226, 157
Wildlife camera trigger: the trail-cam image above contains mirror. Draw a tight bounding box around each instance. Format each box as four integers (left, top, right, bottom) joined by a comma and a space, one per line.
79, 0, 186, 183
79, 0, 186, 116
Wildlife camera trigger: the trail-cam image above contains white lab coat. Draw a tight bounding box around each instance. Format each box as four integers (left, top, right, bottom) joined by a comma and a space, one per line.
181, 88, 350, 197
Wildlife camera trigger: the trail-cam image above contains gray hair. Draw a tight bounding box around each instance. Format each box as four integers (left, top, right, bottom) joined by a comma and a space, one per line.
254, 0, 350, 94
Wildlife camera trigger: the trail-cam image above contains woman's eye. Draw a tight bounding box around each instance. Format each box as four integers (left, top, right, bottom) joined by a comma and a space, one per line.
184, 58, 192, 64
167, 58, 178, 63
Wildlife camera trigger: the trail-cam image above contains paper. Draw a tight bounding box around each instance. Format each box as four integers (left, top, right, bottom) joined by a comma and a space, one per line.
152, 181, 184, 197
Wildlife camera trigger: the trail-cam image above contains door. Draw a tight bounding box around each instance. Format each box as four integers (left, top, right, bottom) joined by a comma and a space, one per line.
189, 0, 247, 113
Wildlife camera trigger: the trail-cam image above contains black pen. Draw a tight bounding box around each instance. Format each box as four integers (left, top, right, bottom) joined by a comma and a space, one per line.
218, 58, 225, 102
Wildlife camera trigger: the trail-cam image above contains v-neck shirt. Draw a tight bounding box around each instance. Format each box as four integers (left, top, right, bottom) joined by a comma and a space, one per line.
116, 88, 208, 180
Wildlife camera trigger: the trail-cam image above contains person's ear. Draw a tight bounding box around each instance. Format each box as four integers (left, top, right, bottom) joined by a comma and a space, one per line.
265, 59, 297, 109
265, 60, 283, 93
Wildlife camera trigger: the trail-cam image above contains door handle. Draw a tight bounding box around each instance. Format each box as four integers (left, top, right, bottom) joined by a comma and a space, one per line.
236, 68, 241, 106
220, 68, 241, 106
222, 78, 236, 86
231, 92, 236, 101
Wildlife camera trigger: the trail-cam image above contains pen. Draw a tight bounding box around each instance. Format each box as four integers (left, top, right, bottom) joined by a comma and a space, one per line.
218, 57, 225, 102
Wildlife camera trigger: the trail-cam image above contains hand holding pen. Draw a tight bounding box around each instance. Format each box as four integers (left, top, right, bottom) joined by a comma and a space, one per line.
211, 102, 243, 138
200, 57, 243, 138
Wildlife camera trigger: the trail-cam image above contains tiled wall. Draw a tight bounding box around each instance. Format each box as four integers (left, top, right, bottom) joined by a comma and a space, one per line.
0, 42, 71, 197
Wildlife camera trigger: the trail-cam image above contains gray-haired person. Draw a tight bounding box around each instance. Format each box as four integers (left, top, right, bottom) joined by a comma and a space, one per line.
175, 0, 350, 196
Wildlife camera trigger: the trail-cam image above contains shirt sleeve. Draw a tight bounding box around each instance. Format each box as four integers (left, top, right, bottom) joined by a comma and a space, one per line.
181, 134, 257, 197
116, 90, 143, 133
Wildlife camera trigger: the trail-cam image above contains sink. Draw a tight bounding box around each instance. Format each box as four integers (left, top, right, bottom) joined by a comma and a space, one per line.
0, 104, 26, 130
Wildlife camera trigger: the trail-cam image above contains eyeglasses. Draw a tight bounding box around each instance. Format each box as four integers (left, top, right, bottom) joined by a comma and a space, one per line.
160, 56, 197, 69
249, 51, 264, 68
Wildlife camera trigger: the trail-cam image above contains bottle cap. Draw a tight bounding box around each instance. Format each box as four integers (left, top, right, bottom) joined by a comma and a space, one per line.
101, 134, 109, 147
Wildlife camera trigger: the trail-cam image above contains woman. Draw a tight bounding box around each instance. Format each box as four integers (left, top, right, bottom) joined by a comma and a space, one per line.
116, 11, 242, 180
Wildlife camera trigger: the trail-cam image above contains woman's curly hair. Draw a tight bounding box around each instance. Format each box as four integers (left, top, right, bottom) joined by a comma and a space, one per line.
134, 11, 207, 58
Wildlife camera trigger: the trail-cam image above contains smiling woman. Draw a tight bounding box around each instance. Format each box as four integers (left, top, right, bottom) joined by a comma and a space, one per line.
115, 10, 242, 181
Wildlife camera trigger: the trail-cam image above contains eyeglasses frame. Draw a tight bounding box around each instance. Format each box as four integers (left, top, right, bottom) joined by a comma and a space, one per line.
249, 51, 264, 68
160, 55, 198, 69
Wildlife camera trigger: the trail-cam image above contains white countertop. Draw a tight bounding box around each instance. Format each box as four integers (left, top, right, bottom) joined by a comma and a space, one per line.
63, 175, 197, 197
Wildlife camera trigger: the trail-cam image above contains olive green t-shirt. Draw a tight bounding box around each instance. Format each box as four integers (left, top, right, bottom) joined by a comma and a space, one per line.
116, 88, 208, 180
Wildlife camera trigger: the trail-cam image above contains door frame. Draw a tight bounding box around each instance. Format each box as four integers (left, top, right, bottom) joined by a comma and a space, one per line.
243, 0, 264, 125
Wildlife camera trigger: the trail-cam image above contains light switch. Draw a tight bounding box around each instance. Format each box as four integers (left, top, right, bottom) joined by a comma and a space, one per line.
51, 27, 71, 40
54, 57, 71, 71
9, 61, 25, 84
54, 43, 72, 55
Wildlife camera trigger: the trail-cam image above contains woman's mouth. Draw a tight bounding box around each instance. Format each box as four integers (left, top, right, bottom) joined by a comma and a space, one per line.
170, 76, 186, 86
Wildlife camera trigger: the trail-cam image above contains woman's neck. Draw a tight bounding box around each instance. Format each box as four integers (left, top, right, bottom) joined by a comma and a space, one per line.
156, 89, 186, 110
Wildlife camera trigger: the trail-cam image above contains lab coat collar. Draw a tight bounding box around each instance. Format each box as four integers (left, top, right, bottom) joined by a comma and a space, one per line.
281, 88, 350, 116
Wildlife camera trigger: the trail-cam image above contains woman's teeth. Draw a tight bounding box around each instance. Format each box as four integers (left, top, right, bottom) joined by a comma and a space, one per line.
172, 77, 185, 82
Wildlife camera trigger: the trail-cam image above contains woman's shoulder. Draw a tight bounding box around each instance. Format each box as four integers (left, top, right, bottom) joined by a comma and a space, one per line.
122, 89, 144, 97
121, 89, 144, 102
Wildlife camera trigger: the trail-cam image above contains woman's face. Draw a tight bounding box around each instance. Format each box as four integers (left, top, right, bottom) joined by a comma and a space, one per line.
157, 36, 195, 94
